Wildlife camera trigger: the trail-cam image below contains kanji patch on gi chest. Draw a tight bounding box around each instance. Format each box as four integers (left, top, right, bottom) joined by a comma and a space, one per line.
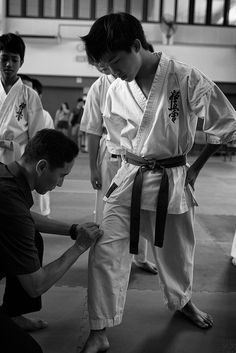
168, 90, 180, 123
16, 102, 26, 121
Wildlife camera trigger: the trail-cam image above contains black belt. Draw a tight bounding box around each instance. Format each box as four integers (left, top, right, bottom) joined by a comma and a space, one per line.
124, 152, 186, 254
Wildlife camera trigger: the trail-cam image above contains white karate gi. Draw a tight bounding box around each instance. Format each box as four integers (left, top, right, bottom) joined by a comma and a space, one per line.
81, 75, 149, 263
0, 78, 54, 215
231, 229, 236, 259
31, 109, 54, 216
87, 52, 236, 329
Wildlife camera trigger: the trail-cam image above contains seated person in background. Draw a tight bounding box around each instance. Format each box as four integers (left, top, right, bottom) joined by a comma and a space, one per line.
0, 129, 102, 353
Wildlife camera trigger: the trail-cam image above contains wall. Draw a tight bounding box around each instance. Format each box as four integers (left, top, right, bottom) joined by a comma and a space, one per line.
4, 17, 236, 82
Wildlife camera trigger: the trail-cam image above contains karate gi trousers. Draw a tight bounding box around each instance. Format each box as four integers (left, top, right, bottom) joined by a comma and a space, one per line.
95, 137, 149, 265
88, 203, 195, 329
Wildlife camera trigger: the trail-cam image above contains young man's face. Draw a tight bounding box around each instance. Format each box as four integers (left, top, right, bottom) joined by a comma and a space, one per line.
35, 160, 74, 194
0, 50, 23, 81
100, 46, 142, 82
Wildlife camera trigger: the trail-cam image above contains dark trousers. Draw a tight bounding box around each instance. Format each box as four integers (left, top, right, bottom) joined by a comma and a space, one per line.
1, 231, 44, 316
0, 231, 44, 352
0, 310, 42, 353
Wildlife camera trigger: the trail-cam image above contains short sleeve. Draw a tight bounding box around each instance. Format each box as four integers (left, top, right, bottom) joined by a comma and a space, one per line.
80, 79, 103, 136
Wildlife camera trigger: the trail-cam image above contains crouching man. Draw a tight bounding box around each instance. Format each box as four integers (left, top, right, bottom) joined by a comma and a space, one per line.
0, 129, 103, 353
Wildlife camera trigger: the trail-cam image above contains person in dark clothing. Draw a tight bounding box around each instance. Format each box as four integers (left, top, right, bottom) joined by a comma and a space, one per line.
0, 128, 102, 353
70, 97, 85, 149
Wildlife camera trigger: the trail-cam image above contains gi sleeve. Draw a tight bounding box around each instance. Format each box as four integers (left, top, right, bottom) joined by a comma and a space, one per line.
80, 79, 103, 136
103, 88, 126, 152
26, 89, 49, 139
188, 70, 236, 144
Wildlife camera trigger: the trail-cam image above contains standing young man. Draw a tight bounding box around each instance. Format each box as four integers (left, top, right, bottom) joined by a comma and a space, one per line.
80, 65, 157, 274
81, 13, 236, 352
0, 129, 102, 353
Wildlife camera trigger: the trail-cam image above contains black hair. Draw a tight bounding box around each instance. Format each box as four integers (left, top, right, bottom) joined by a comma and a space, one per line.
81, 12, 149, 64
22, 129, 79, 169
0, 33, 25, 61
60, 102, 69, 110
77, 97, 84, 103
32, 78, 43, 95
18, 73, 32, 83
147, 43, 154, 53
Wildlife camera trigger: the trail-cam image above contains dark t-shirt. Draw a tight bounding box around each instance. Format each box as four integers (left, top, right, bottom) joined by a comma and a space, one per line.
0, 162, 40, 280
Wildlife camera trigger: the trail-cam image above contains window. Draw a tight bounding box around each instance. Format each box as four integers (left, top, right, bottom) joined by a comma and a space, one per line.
113, 0, 126, 13
43, 0, 57, 18
147, 0, 160, 22
176, 0, 190, 23
6, 0, 236, 26
26, 0, 39, 17
211, 0, 224, 24
95, 0, 108, 18
194, 0, 207, 23
61, 0, 73, 18
8, 0, 21, 16
78, 0, 91, 18
229, 0, 236, 25
130, 0, 143, 20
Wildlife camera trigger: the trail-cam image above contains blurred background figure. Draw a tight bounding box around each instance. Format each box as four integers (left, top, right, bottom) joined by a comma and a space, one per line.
231, 229, 236, 266
32, 78, 54, 130
54, 102, 70, 136
70, 97, 84, 148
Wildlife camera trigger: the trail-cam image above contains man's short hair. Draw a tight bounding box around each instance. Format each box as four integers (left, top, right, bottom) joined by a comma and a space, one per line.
22, 129, 79, 169
0, 33, 25, 61
81, 12, 149, 64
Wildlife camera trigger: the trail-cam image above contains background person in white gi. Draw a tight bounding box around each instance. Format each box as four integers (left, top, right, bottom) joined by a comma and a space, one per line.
80, 13, 236, 353
31, 77, 54, 217
80, 64, 158, 275
231, 229, 236, 265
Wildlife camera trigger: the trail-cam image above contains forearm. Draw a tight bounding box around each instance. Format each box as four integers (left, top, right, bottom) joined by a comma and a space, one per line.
38, 244, 84, 294
31, 211, 71, 236
19, 244, 83, 297
87, 133, 101, 171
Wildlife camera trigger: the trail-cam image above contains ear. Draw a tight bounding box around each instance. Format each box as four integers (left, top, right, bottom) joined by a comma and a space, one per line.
35, 159, 48, 176
133, 39, 141, 52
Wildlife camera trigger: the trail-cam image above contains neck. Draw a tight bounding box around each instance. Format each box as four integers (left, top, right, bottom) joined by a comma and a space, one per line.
17, 159, 35, 191
1, 76, 19, 93
135, 51, 160, 97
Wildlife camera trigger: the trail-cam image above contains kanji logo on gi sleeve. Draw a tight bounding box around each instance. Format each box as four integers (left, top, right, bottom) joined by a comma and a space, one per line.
15, 102, 26, 121
168, 90, 180, 123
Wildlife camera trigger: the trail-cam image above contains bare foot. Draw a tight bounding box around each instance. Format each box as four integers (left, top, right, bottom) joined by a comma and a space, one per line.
133, 260, 158, 274
80, 329, 110, 353
179, 300, 213, 329
12, 315, 48, 332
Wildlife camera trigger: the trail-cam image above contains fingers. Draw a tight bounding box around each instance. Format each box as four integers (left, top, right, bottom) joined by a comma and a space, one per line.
92, 180, 102, 190
75, 224, 103, 251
